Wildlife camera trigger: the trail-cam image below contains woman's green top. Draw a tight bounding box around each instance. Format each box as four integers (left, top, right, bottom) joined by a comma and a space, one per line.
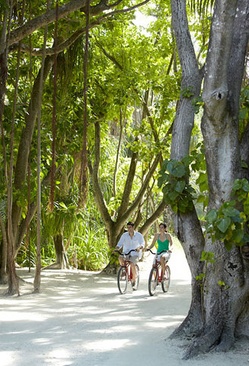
157, 237, 170, 252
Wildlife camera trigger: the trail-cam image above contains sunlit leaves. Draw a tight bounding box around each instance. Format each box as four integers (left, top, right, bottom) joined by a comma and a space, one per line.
200, 250, 215, 263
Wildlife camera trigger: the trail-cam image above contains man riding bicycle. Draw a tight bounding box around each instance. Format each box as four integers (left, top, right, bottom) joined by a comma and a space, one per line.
115, 221, 145, 286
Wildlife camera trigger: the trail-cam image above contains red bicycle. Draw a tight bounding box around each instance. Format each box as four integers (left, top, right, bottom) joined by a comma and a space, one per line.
115, 249, 140, 294
147, 249, 171, 296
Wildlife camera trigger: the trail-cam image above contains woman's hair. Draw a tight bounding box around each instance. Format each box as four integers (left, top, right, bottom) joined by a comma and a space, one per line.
159, 223, 167, 231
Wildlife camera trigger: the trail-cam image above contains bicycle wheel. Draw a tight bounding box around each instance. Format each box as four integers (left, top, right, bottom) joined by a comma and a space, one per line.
148, 267, 158, 296
132, 264, 140, 291
162, 265, 171, 293
117, 266, 128, 294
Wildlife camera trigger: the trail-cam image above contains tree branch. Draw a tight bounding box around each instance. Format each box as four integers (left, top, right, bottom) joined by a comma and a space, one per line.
7, 0, 151, 49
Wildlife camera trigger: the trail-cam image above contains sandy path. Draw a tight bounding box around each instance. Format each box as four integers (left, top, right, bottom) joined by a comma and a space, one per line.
0, 246, 248, 365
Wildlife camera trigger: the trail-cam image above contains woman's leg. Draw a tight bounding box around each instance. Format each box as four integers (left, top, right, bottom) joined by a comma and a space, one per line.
160, 257, 166, 277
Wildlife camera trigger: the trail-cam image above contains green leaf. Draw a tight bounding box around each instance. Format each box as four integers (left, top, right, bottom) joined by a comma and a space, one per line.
231, 229, 244, 243
59, 202, 68, 209
175, 180, 186, 193
167, 160, 186, 178
222, 206, 240, 218
168, 190, 179, 201
158, 172, 169, 187
200, 251, 215, 263
206, 209, 217, 223
217, 217, 231, 233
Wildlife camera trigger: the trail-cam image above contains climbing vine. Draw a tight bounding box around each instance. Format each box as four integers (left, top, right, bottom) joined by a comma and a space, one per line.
205, 178, 249, 250
158, 143, 207, 213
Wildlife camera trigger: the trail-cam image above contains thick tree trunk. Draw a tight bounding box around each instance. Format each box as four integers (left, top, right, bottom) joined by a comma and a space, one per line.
170, 0, 205, 338
54, 234, 68, 269
183, 0, 249, 359
170, 0, 249, 359
43, 234, 69, 270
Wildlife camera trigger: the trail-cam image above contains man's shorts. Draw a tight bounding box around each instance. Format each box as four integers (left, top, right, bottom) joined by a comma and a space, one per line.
127, 254, 139, 263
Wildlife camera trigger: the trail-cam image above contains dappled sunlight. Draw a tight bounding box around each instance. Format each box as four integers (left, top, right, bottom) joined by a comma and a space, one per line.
0, 264, 191, 365
1, 351, 17, 366
46, 348, 71, 359
90, 324, 136, 334
33, 337, 54, 345
84, 338, 133, 352
0, 311, 50, 322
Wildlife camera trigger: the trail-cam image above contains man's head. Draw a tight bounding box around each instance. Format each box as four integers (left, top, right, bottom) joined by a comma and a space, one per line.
127, 221, 135, 233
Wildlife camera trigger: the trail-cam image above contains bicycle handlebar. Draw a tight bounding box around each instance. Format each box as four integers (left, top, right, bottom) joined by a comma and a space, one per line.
114, 248, 139, 256
146, 248, 172, 255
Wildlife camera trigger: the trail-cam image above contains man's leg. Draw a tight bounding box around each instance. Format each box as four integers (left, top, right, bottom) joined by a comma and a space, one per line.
119, 255, 125, 266
130, 256, 138, 285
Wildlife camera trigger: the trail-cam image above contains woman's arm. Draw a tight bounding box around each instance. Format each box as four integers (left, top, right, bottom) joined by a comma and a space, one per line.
148, 233, 158, 250
167, 233, 173, 249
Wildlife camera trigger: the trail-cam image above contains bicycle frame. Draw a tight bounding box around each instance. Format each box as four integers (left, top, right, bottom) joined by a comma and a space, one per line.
115, 249, 140, 294
147, 249, 171, 296
153, 257, 164, 282
122, 257, 133, 282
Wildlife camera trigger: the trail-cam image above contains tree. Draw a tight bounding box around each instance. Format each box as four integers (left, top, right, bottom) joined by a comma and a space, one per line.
160, 0, 249, 359
1, 0, 168, 292
0, 0, 152, 292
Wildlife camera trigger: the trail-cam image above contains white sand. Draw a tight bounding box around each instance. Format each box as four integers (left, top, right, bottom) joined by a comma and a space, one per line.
0, 245, 248, 365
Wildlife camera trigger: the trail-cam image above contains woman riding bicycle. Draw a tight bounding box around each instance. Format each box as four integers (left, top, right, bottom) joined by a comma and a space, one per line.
115, 221, 145, 286
148, 223, 173, 278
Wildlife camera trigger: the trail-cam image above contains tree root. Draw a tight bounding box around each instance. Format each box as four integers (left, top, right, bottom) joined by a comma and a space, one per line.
182, 327, 222, 359
215, 330, 235, 352
170, 307, 203, 340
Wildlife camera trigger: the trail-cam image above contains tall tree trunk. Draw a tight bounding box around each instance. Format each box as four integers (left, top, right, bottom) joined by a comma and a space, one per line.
170, 0, 249, 359
12, 56, 53, 251
187, 0, 249, 358
170, 0, 205, 337
0, 4, 9, 285
54, 234, 68, 269
0, 0, 19, 294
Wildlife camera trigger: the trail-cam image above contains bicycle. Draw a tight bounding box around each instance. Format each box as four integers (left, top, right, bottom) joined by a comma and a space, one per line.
146, 248, 171, 296
115, 249, 140, 294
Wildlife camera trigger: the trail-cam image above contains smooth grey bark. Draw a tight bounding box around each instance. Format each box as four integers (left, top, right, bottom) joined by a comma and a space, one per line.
170, 0, 205, 338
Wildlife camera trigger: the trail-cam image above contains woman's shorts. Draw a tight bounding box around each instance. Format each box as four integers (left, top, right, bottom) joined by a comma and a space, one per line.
154, 252, 171, 263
